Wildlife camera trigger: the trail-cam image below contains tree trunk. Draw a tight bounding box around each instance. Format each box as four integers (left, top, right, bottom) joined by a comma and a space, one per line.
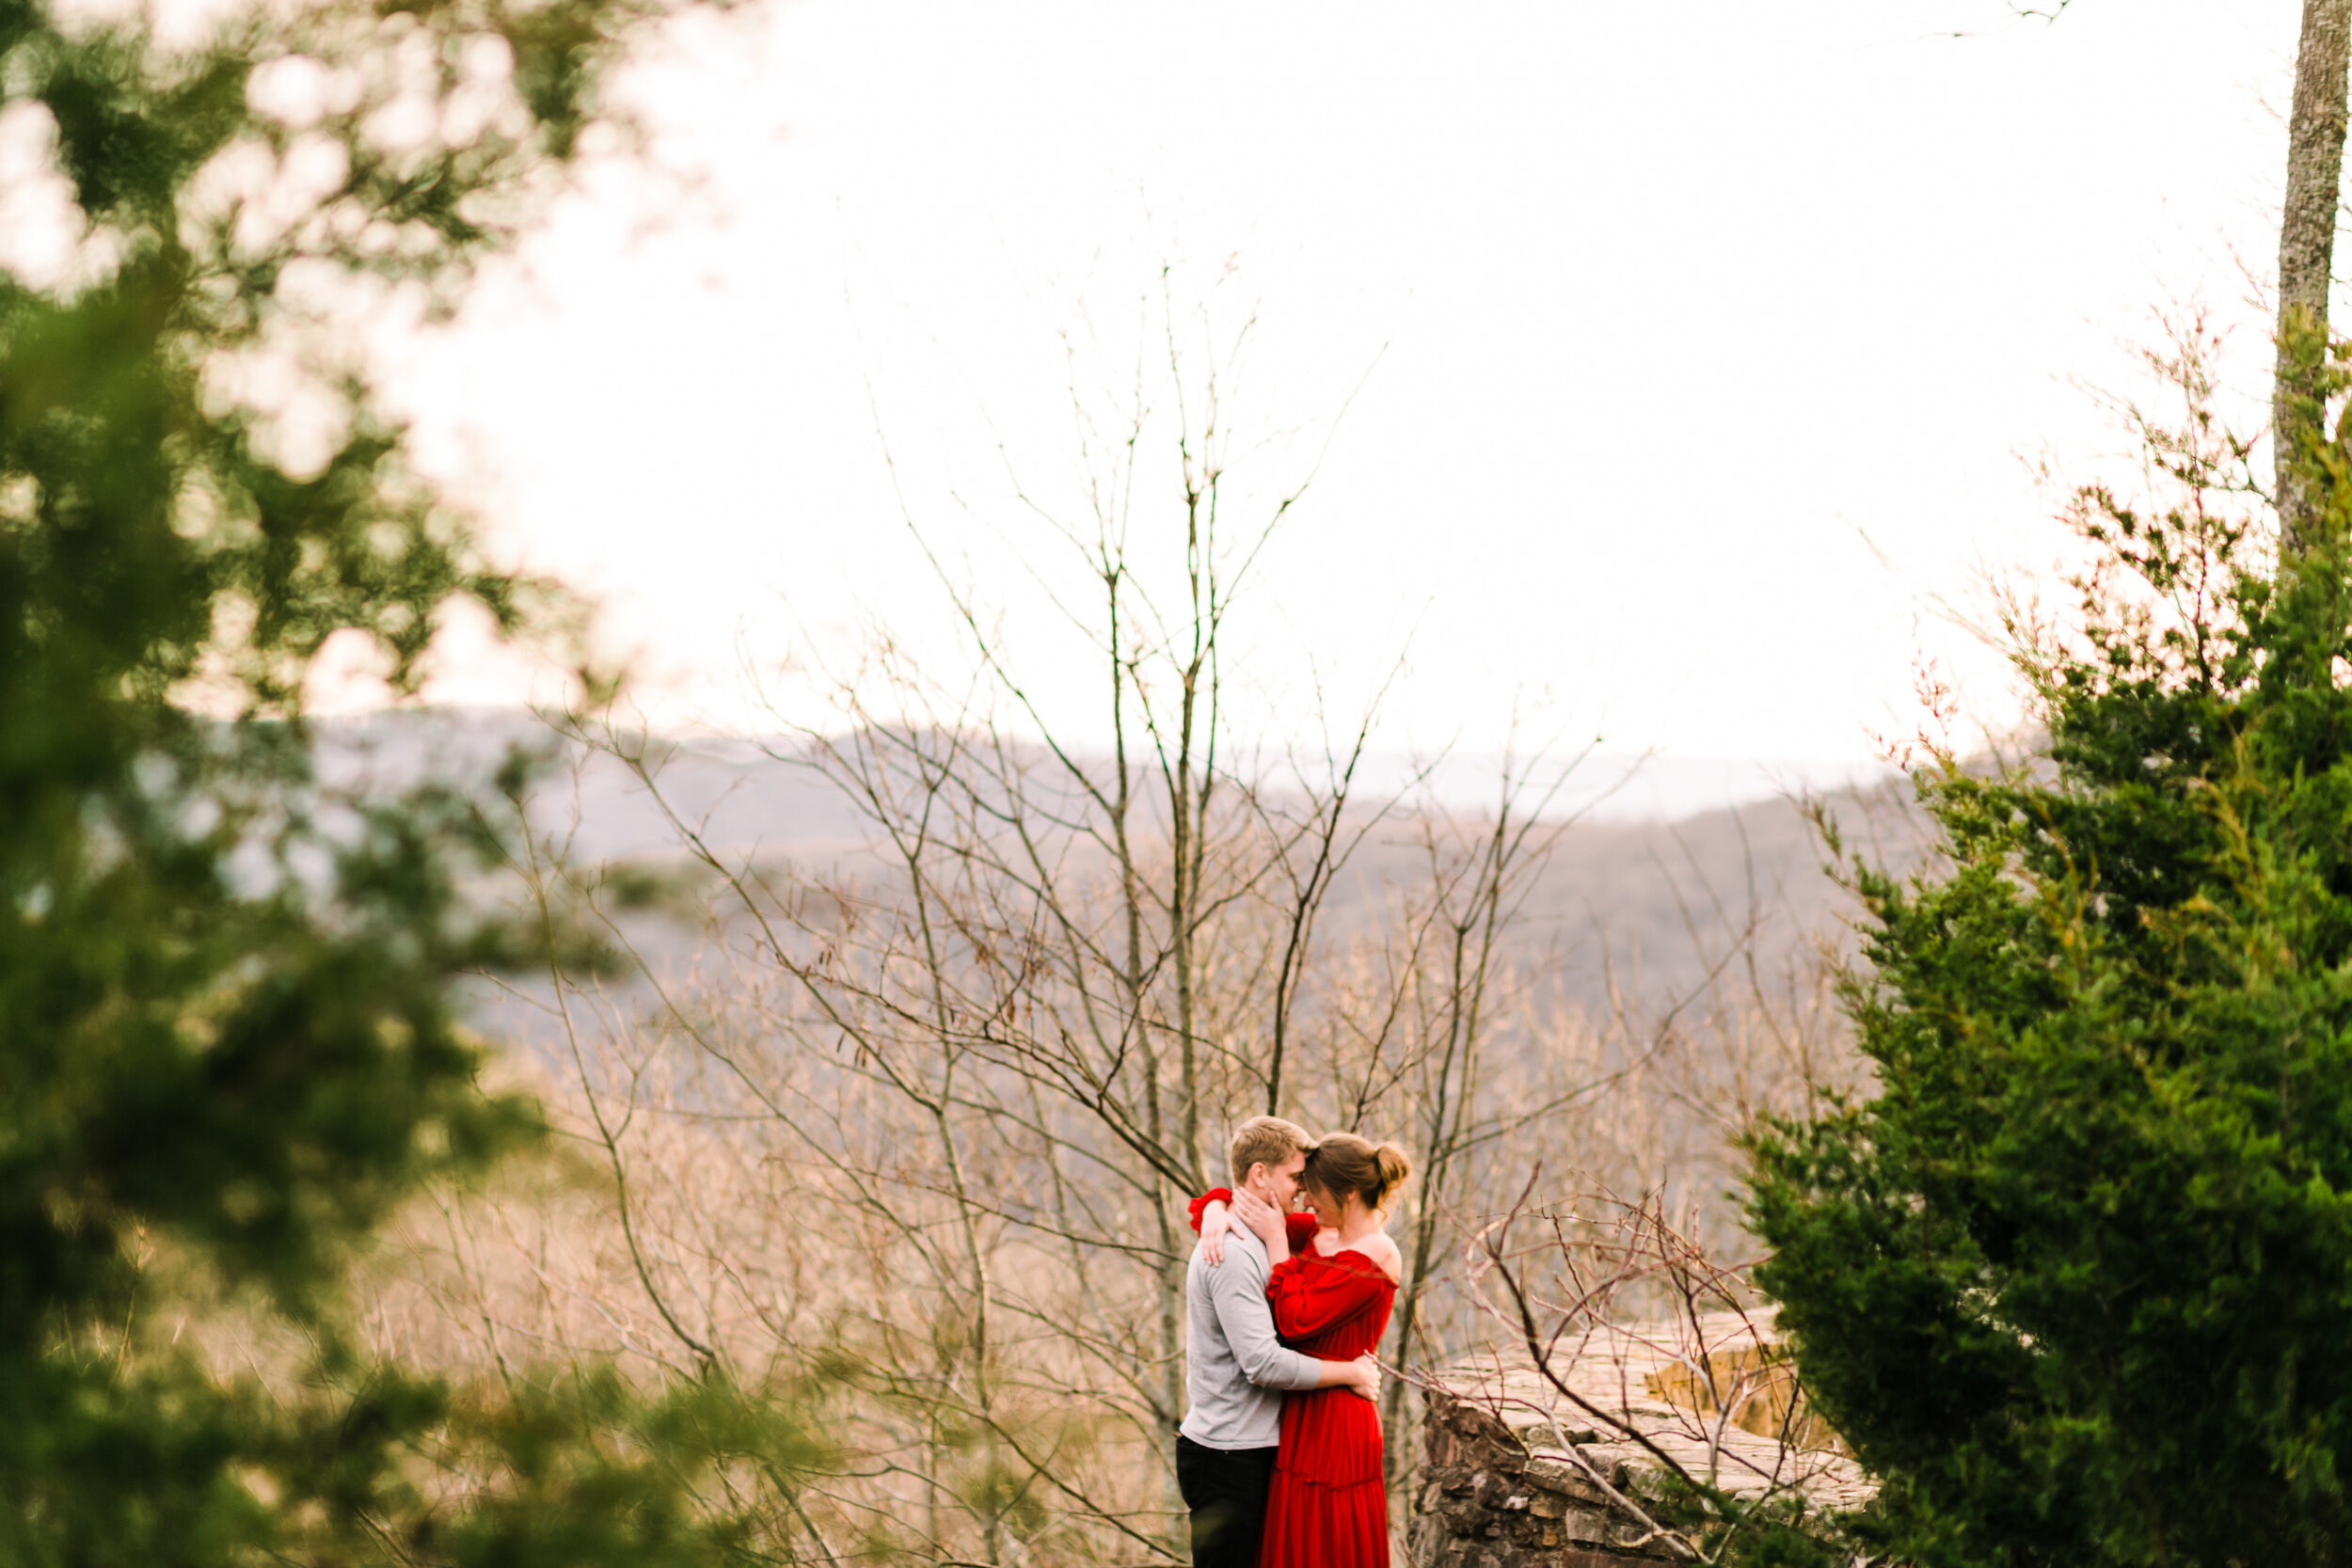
2275, 0, 2352, 553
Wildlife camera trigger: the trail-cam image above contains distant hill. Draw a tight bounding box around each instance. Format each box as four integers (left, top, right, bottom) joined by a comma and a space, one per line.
317, 707, 1931, 1021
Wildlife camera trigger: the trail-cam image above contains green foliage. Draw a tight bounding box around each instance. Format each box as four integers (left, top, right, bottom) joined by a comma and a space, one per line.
1641, 1470, 1883, 1568
0, 0, 834, 1561
1750, 321, 2352, 1567
405, 1370, 835, 1568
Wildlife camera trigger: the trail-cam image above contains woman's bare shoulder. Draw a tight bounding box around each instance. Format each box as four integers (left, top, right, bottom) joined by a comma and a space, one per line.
1348, 1230, 1404, 1281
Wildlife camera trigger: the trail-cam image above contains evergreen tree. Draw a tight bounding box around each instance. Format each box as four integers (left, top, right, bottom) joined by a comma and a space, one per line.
0, 0, 827, 1560
1750, 328, 2352, 1567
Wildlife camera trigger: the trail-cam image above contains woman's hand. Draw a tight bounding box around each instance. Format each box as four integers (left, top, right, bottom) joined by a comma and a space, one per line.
1198, 1199, 1232, 1267
1231, 1187, 1290, 1252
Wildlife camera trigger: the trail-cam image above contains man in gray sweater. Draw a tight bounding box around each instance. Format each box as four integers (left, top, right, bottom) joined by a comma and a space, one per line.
1176, 1116, 1380, 1568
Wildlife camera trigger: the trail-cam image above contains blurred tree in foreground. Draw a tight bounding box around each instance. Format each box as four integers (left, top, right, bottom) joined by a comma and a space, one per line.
1751, 321, 2352, 1568
0, 0, 833, 1560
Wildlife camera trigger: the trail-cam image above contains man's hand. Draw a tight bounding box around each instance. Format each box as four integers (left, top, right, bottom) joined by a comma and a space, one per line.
1232, 1186, 1288, 1250
1199, 1199, 1232, 1267
1349, 1353, 1382, 1404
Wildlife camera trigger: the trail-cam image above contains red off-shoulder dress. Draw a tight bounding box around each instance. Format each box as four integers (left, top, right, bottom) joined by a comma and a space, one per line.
1188, 1191, 1397, 1567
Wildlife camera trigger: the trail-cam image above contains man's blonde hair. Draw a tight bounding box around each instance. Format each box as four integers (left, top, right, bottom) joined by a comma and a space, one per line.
1228, 1116, 1315, 1185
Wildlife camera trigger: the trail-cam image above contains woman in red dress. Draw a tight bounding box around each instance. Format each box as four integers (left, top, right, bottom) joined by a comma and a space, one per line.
1191, 1132, 1410, 1568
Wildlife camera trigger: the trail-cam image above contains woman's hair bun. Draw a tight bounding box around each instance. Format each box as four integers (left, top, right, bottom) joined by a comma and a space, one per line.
1302, 1132, 1413, 1213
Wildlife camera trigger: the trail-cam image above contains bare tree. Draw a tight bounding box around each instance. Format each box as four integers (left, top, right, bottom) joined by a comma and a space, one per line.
523, 290, 1438, 1560
329, 266, 1888, 1563
517, 286, 1634, 1554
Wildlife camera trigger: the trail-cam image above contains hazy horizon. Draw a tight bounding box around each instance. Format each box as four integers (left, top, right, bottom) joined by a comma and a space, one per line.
318, 704, 1892, 834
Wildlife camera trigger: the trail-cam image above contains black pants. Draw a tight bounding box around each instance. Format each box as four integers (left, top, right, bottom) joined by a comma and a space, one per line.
1175, 1434, 1278, 1568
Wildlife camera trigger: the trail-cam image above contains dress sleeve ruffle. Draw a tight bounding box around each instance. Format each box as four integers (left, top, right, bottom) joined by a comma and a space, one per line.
1187, 1188, 1234, 1234
1267, 1249, 1397, 1338
1188, 1192, 1320, 1257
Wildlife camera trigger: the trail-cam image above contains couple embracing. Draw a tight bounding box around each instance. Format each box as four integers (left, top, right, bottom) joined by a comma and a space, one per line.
1176, 1116, 1411, 1568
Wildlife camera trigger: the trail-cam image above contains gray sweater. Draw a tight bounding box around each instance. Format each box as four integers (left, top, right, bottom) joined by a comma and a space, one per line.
1178, 1224, 1322, 1449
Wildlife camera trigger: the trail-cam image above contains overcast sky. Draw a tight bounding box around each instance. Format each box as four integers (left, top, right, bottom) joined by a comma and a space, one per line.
384, 0, 2307, 768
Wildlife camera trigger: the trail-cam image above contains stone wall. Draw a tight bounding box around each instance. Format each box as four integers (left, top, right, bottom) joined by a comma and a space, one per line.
1406, 1318, 1872, 1567
1408, 1390, 1674, 1568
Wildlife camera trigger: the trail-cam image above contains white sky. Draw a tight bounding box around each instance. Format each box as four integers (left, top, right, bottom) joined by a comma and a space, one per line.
385, 0, 2308, 767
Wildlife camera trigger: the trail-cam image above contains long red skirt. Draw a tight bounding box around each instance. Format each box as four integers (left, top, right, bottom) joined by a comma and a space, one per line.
1258, 1382, 1390, 1566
